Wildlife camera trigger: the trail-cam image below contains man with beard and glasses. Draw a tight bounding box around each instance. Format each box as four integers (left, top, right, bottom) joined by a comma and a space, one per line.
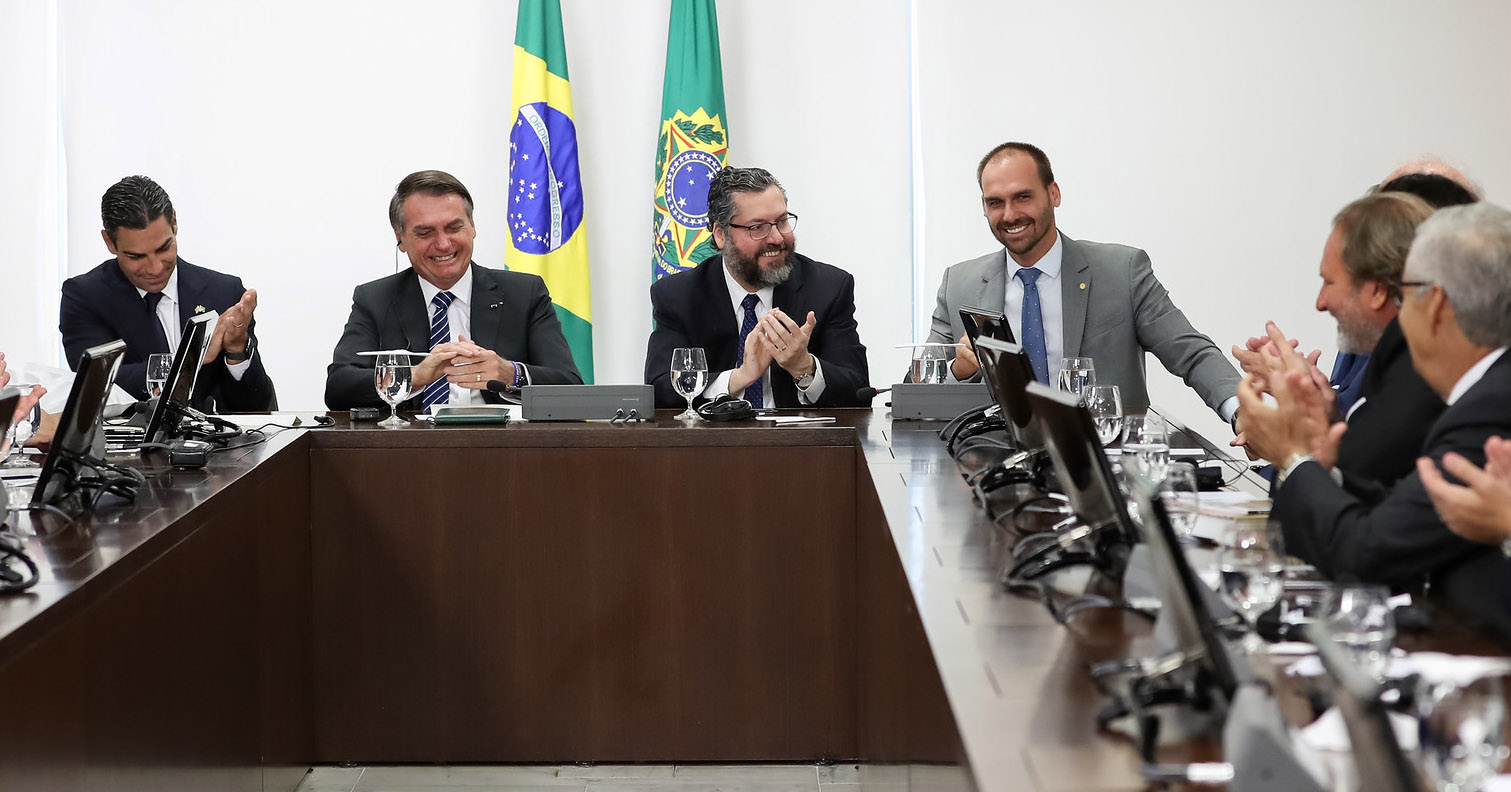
644, 167, 868, 408
926, 142, 1239, 418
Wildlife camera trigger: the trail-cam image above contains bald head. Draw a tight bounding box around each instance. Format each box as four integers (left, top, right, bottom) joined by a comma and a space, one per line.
1382, 159, 1480, 199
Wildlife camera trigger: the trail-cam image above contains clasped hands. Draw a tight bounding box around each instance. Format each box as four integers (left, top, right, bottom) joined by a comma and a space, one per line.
201, 289, 259, 366
1231, 321, 1347, 470
729, 309, 817, 395
413, 334, 516, 391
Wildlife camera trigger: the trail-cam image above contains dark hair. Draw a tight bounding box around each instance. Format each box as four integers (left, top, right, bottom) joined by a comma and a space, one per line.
101, 175, 175, 243
1377, 172, 1478, 209
977, 142, 1055, 187
390, 170, 475, 232
707, 167, 785, 249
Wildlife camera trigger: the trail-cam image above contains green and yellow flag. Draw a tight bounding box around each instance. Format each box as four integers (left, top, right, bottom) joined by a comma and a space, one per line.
651, 0, 727, 281
506, 0, 593, 381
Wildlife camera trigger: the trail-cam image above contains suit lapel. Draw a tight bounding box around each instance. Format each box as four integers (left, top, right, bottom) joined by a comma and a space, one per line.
392, 270, 431, 352
697, 258, 742, 369
174, 261, 205, 335
772, 254, 808, 323
470, 265, 505, 351
1059, 235, 1090, 357
977, 251, 1008, 313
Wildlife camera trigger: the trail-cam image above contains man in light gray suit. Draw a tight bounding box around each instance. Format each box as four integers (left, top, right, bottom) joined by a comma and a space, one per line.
928, 142, 1240, 418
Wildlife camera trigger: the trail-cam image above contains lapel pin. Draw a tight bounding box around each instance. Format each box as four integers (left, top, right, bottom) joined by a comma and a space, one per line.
489, 301, 504, 309
1079, 283, 1086, 290
195, 305, 207, 314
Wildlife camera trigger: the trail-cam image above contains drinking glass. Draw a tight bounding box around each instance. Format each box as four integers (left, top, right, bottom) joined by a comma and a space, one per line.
2, 385, 36, 469
1084, 385, 1123, 447
670, 347, 709, 421
1418, 674, 1510, 792
1161, 461, 1200, 538
911, 345, 948, 384
373, 353, 415, 428
1217, 519, 1285, 653
1121, 413, 1170, 484
146, 353, 172, 400
1057, 357, 1096, 395
1323, 584, 1396, 682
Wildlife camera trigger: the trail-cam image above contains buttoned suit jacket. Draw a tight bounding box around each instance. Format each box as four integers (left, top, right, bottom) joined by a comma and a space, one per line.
59, 257, 276, 412
325, 263, 582, 410
926, 234, 1239, 414
644, 253, 869, 408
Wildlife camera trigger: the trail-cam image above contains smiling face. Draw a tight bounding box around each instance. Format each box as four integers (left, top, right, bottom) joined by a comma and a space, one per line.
980, 151, 1061, 266
397, 192, 476, 290
1315, 225, 1382, 354
103, 215, 178, 293
712, 185, 796, 290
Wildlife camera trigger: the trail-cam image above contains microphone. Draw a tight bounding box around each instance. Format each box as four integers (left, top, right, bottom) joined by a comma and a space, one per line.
856, 386, 892, 401
486, 379, 511, 394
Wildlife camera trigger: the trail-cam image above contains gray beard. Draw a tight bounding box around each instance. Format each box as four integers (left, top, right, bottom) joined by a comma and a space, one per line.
729, 248, 795, 288
1335, 316, 1384, 355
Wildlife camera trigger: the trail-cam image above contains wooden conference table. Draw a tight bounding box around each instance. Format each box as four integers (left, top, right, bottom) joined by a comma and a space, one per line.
0, 408, 1401, 791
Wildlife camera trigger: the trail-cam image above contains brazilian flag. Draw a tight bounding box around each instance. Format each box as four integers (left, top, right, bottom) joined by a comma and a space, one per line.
507, 0, 594, 382
651, 0, 728, 281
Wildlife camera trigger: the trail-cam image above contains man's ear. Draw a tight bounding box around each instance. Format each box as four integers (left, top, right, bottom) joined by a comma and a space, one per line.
101, 229, 118, 255
710, 224, 726, 251
1048, 182, 1062, 208
1361, 280, 1391, 312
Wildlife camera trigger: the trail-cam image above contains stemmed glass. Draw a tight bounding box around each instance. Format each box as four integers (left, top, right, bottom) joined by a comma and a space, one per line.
1418, 674, 1510, 792
1058, 357, 1096, 396
1121, 413, 1170, 484
1084, 385, 1123, 447
1217, 519, 1285, 653
1160, 461, 1201, 539
1323, 584, 1395, 682
373, 352, 416, 428
670, 348, 708, 422
2, 386, 37, 469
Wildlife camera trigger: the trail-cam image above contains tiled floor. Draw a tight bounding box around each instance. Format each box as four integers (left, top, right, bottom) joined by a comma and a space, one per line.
295, 763, 972, 792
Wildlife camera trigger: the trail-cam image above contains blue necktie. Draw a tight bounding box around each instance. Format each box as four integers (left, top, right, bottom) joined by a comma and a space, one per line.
420, 291, 455, 411
1017, 268, 1049, 384
734, 293, 764, 408
144, 292, 171, 354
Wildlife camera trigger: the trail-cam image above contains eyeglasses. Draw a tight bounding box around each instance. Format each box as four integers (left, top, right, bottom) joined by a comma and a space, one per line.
727, 213, 798, 240
1400, 279, 1437, 292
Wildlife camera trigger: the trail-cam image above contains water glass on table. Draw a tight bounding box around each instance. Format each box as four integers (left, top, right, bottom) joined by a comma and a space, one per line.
1417, 673, 1510, 792
1057, 357, 1095, 396
1120, 413, 1170, 484
670, 347, 708, 421
1217, 518, 1286, 653
1323, 584, 1395, 682
911, 345, 948, 384
1084, 385, 1122, 447
1160, 461, 1200, 538
373, 352, 415, 428
146, 353, 172, 400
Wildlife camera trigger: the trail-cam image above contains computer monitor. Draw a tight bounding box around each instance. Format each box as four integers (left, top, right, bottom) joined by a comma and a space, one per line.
1024, 382, 1128, 533
973, 337, 1045, 451
1135, 487, 1241, 702
1305, 622, 1423, 792
143, 312, 218, 445
32, 339, 128, 506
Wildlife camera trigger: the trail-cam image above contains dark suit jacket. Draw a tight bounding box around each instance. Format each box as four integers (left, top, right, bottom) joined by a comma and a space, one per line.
1273, 349, 1511, 588
325, 264, 582, 410
1335, 318, 1445, 485
59, 258, 276, 412
644, 253, 869, 408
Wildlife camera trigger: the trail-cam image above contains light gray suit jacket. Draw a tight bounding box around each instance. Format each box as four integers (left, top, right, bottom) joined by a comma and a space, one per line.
926, 233, 1239, 415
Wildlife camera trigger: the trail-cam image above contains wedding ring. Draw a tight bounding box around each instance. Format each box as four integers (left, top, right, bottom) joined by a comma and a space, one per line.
476, 373, 482, 382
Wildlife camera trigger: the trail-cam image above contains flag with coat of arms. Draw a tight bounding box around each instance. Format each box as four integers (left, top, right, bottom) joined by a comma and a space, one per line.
506, 0, 594, 382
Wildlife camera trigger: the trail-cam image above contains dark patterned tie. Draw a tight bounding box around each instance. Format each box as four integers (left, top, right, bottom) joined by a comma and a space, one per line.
1017, 268, 1049, 384
734, 293, 764, 408
144, 291, 171, 354
420, 291, 455, 411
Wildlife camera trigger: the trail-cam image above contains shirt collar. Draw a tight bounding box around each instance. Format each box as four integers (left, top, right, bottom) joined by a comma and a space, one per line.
1446, 346, 1509, 406
1007, 233, 1064, 280
418, 265, 473, 309
134, 266, 180, 305
721, 257, 774, 313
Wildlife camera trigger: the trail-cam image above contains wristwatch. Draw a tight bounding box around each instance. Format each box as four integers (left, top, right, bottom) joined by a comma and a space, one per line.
224, 333, 256, 364
794, 355, 816, 389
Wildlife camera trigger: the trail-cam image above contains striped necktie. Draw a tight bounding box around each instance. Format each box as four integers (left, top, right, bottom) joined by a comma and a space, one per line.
420, 291, 456, 411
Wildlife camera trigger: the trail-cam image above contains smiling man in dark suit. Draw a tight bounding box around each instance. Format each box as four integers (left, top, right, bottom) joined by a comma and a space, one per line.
325, 170, 581, 411
643, 166, 868, 409
59, 175, 275, 412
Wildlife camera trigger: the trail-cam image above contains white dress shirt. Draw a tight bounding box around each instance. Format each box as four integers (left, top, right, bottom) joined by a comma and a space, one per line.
703, 264, 826, 405
1447, 346, 1508, 406
135, 268, 251, 380
418, 268, 482, 406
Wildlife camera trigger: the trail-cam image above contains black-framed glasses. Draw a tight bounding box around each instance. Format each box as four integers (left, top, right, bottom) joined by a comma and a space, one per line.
727, 213, 798, 240
1400, 279, 1437, 291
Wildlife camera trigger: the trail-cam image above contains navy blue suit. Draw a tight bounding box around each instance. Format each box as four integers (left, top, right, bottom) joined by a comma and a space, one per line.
59, 258, 276, 412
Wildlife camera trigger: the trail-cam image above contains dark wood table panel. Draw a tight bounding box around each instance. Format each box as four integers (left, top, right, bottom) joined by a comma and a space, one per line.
311, 441, 861, 762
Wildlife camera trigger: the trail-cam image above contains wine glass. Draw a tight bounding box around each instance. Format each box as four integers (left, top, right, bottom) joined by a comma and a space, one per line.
911, 345, 948, 384
1217, 520, 1285, 653
2, 385, 36, 469
1120, 413, 1170, 484
1418, 674, 1510, 792
146, 353, 172, 400
1057, 357, 1096, 396
1323, 584, 1395, 682
1084, 385, 1122, 447
670, 347, 708, 421
373, 353, 415, 428
1160, 461, 1200, 539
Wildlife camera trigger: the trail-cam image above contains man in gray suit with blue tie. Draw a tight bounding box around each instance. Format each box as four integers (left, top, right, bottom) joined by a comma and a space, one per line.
928, 142, 1240, 418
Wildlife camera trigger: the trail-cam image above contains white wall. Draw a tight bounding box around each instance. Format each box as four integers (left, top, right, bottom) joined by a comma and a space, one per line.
4, 0, 1510, 434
